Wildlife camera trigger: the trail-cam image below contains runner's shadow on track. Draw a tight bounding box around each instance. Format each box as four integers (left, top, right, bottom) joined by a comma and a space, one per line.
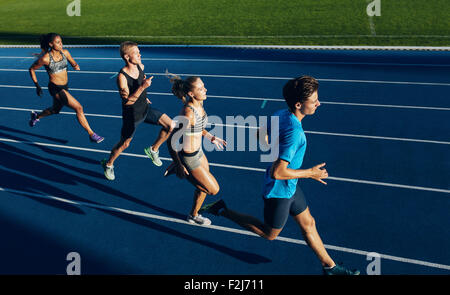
0, 141, 187, 220
37, 145, 100, 165
0, 141, 103, 181
0, 143, 271, 265
101, 209, 272, 265
0, 167, 86, 215
0, 129, 96, 165
0, 126, 68, 144
0, 212, 125, 274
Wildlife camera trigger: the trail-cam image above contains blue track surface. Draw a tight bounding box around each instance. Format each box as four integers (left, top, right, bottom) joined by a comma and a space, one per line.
0, 46, 449, 274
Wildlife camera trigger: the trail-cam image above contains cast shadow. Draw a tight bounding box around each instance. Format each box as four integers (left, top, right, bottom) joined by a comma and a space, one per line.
0, 167, 86, 215
0, 126, 68, 144
100, 209, 272, 265
0, 139, 185, 220
0, 212, 122, 274
0, 142, 271, 267
0, 127, 96, 165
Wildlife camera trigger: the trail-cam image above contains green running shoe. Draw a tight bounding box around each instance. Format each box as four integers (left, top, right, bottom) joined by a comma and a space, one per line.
323, 263, 360, 275
101, 158, 115, 181
144, 146, 163, 167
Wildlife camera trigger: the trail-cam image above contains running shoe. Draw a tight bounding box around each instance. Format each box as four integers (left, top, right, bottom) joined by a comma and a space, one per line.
29, 111, 39, 127
323, 263, 360, 275
144, 146, 163, 166
199, 199, 227, 216
187, 214, 211, 226
101, 158, 115, 181
89, 133, 104, 143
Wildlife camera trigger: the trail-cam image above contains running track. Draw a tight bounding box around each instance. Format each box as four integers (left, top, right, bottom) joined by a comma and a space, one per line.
0, 46, 448, 274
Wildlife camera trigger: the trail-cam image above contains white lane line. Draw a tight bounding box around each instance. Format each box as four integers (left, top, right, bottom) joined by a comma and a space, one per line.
2, 105, 450, 145
0, 137, 449, 194
327, 176, 450, 194
0, 106, 124, 118
1, 84, 449, 112
320, 101, 450, 111
305, 131, 450, 146
1, 68, 450, 86
1, 106, 449, 145
1, 186, 449, 271
1, 56, 449, 67
0, 68, 117, 75
318, 78, 450, 86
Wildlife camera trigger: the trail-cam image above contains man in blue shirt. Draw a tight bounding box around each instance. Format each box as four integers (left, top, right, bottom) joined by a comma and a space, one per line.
201, 76, 359, 275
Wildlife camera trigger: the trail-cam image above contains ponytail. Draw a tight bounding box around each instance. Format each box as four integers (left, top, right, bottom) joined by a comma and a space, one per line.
39, 33, 60, 52
165, 69, 199, 105
172, 79, 188, 104
166, 70, 186, 103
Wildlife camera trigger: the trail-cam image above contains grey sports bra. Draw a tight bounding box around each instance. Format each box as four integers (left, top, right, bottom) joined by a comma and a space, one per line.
185, 105, 207, 136
45, 51, 68, 75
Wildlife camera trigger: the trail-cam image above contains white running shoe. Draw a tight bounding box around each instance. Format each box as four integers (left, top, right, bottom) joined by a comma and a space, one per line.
187, 214, 211, 226
101, 159, 115, 181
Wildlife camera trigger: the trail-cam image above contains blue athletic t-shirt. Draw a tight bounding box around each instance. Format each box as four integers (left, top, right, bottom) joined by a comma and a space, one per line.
263, 109, 307, 199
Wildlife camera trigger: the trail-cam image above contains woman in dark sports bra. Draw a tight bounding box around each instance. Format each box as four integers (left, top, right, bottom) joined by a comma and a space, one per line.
28, 33, 104, 143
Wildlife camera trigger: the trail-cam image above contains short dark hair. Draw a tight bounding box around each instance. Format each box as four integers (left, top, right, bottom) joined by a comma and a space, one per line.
283, 76, 319, 112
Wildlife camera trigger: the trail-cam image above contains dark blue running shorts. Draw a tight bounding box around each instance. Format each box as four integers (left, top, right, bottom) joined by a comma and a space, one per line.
263, 187, 308, 229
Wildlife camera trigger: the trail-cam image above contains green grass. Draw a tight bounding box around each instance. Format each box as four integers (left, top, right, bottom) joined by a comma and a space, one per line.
0, 0, 449, 46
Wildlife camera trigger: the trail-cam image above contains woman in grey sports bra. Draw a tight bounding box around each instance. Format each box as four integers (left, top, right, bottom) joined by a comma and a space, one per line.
165, 73, 226, 226
28, 33, 103, 143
